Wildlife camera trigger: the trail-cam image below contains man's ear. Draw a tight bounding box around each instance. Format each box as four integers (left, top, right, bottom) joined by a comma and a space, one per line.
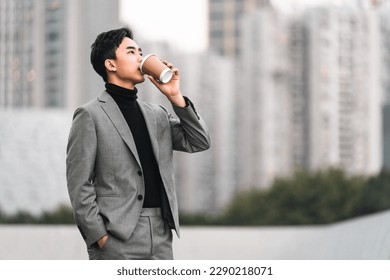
105, 59, 116, 72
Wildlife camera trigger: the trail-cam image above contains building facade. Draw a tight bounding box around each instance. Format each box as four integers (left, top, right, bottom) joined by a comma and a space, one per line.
0, 0, 120, 109
0, 0, 38, 108
236, 7, 293, 190
66, 0, 120, 110
234, 4, 383, 191
379, 0, 390, 169
306, 7, 382, 175
208, 0, 270, 57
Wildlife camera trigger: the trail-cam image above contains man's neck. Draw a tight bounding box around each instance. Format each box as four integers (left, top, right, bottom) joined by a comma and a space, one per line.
107, 78, 135, 91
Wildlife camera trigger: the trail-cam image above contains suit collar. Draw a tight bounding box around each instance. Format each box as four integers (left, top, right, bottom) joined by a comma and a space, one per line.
98, 90, 110, 103
98, 91, 160, 164
138, 102, 160, 162
99, 91, 141, 167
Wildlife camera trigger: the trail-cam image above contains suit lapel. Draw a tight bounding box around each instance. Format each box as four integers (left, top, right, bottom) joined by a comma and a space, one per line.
98, 91, 142, 167
138, 101, 160, 162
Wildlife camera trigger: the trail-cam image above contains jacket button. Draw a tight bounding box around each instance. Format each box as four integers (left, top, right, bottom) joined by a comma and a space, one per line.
137, 170, 143, 176
137, 194, 143, 200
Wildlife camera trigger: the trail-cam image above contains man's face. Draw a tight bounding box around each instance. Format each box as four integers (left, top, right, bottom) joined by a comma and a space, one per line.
107, 37, 145, 87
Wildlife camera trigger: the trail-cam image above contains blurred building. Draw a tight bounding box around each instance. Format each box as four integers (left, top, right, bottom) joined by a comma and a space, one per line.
66, 0, 120, 109
288, 17, 311, 171
379, 0, 390, 169
234, 4, 383, 190
173, 53, 236, 214
0, 0, 120, 215
236, 7, 293, 190
0, 0, 40, 107
379, 1, 390, 103
0, 109, 71, 214
0, 0, 120, 109
208, 0, 271, 57
305, 7, 382, 175
383, 104, 390, 170
1, 0, 386, 216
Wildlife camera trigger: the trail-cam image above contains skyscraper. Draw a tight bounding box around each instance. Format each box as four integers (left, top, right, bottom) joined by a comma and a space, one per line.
208, 0, 270, 58
172, 52, 236, 213
66, 0, 120, 110
378, 0, 390, 169
0, 0, 120, 109
306, 7, 382, 175
236, 7, 292, 190
235, 4, 383, 191
43, 0, 66, 107
0, 0, 38, 108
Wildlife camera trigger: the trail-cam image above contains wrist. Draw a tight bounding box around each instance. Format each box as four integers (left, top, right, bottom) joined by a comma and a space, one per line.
168, 93, 186, 107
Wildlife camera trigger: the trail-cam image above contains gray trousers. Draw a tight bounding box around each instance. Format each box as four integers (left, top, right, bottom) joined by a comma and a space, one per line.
87, 208, 173, 260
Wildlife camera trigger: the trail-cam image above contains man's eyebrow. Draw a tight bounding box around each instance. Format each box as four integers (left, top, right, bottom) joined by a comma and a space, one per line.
126, 46, 142, 52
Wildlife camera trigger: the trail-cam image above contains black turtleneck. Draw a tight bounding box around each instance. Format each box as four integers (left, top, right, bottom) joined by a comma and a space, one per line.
105, 83, 162, 208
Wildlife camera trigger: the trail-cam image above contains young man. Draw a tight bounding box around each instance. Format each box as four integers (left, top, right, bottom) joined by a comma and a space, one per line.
66, 27, 210, 260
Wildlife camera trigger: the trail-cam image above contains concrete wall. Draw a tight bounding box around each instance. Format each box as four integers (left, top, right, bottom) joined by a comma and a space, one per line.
1, 210, 390, 260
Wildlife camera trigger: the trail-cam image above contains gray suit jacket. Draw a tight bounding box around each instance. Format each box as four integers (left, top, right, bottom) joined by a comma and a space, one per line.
66, 91, 210, 247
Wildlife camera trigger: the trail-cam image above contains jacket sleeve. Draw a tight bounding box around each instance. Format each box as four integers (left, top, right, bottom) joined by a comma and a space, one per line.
66, 107, 107, 247
169, 97, 211, 153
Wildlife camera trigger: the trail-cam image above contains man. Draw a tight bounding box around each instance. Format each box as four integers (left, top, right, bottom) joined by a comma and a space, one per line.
66, 27, 210, 260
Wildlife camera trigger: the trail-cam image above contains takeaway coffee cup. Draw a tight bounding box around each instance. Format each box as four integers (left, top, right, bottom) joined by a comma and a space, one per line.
139, 54, 173, 83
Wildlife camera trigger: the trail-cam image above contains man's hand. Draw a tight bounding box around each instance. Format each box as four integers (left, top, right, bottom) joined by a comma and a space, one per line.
147, 60, 187, 107
97, 234, 109, 248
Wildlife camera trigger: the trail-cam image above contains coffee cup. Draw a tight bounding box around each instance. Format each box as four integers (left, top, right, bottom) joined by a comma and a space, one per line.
139, 54, 173, 83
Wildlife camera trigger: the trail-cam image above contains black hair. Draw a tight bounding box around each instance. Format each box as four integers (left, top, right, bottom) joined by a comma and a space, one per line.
90, 27, 133, 82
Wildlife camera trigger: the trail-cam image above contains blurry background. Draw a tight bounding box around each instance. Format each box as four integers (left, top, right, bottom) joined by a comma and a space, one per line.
1, 0, 390, 259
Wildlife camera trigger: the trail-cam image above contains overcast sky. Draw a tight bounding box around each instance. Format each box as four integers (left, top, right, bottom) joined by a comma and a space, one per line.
119, 0, 355, 53
119, 0, 208, 53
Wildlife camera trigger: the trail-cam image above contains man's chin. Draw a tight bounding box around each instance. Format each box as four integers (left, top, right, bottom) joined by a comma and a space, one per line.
134, 76, 146, 85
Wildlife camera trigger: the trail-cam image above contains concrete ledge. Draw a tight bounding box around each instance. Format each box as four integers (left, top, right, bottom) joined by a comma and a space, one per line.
1, 210, 389, 260
176, 210, 390, 259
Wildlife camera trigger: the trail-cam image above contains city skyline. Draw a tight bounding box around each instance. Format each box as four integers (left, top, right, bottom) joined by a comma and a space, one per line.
119, 0, 383, 53
0, 0, 389, 215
